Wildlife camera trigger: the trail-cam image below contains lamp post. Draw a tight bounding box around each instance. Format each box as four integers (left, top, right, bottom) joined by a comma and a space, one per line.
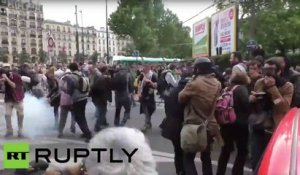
75, 5, 79, 63
105, 0, 110, 64
79, 10, 84, 62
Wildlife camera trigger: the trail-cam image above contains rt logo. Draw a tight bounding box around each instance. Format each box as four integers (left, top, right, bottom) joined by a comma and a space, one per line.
3, 143, 30, 169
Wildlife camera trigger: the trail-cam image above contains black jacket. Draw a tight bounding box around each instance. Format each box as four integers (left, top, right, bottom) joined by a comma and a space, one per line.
161, 76, 190, 141
231, 73, 250, 124
90, 75, 112, 106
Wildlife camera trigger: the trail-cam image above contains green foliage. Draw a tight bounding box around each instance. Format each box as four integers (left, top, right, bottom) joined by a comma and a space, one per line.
89, 51, 99, 64
18, 50, 31, 64
38, 49, 48, 64
211, 54, 231, 70
0, 48, 8, 63
58, 51, 68, 64
108, 0, 192, 58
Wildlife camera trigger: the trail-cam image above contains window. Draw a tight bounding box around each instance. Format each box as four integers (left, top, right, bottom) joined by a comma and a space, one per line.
57, 26, 60, 31
68, 27, 70, 33
46, 25, 49, 29
87, 45, 90, 49
21, 39, 25, 43
99, 40, 101, 44
2, 0, 7, 4
69, 51, 71, 56
68, 43, 71, 49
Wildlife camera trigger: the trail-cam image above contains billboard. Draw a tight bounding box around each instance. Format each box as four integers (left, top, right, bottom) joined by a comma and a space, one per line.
192, 18, 210, 58
211, 5, 238, 56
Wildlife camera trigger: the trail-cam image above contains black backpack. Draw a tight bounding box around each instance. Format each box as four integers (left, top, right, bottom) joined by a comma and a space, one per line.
111, 71, 128, 92
157, 71, 171, 99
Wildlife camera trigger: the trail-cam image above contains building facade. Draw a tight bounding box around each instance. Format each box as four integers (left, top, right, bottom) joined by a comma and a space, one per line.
44, 20, 132, 63
0, 0, 132, 64
0, 0, 43, 63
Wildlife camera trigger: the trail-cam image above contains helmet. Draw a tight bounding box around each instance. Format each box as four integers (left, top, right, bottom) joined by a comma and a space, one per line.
193, 58, 214, 75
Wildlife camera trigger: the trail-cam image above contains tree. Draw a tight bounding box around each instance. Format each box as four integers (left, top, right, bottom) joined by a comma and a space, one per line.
38, 49, 48, 64
108, 0, 192, 58
89, 51, 99, 64
18, 50, 31, 64
0, 48, 8, 63
58, 51, 68, 64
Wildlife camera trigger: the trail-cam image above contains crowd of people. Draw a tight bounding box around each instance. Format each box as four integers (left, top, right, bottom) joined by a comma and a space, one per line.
1, 50, 300, 175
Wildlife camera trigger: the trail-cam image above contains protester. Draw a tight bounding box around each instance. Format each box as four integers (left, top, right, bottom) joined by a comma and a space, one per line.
65, 63, 92, 142
138, 64, 158, 132
111, 65, 133, 126
230, 51, 247, 76
46, 66, 60, 128
216, 72, 250, 175
160, 67, 193, 175
0, 64, 25, 137
90, 65, 112, 131
249, 58, 294, 170
178, 58, 222, 175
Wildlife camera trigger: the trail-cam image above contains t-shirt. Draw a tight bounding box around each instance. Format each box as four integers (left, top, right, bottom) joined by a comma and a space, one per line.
4, 73, 24, 103
139, 72, 158, 102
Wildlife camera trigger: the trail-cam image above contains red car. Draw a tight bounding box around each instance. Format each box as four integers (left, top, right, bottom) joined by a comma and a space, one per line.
258, 108, 300, 175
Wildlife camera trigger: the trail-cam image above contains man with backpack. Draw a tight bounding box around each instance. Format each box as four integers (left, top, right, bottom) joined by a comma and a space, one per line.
157, 64, 179, 100
111, 65, 134, 126
64, 63, 92, 142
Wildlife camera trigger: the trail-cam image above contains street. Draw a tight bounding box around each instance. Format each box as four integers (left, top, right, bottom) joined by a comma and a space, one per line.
0, 95, 252, 175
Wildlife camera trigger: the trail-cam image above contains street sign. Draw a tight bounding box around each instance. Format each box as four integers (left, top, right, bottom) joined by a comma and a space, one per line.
132, 50, 139, 57
247, 40, 257, 49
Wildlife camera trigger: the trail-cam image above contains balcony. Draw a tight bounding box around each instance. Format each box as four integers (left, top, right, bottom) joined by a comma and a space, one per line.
19, 15, 27, 20
9, 14, 17, 19
1, 40, 9, 45
1, 32, 8, 36
20, 24, 26, 28
37, 17, 43, 21
30, 34, 36, 38
11, 41, 17, 45
30, 25, 36, 28
31, 43, 37, 47
0, 21, 7, 25
21, 42, 26, 46
21, 34, 26, 37
37, 27, 43, 31
29, 16, 35, 20
11, 33, 17, 37
38, 34, 42, 38
10, 23, 17, 27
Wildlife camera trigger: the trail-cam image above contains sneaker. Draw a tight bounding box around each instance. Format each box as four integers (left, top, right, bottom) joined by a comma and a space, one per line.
141, 125, 152, 133
5, 132, 13, 138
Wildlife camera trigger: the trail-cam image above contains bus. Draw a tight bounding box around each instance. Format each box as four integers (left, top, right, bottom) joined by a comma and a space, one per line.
112, 56, 181, 65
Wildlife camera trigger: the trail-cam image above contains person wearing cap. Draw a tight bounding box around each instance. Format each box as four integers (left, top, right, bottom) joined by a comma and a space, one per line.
0, 64, 25, 137
178, 57, 222, 175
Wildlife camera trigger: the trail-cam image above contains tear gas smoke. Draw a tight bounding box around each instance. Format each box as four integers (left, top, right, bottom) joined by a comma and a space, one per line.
11, 93, 56, 138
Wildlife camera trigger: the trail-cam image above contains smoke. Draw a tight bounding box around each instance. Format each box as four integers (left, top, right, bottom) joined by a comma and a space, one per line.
11, 93, 57, 138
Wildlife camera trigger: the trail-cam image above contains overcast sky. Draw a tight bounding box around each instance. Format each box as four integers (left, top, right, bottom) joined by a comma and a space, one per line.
40, 0, 217, 31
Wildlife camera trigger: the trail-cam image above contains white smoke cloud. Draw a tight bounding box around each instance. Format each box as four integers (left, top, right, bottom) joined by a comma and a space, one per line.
11, 93, 57, 138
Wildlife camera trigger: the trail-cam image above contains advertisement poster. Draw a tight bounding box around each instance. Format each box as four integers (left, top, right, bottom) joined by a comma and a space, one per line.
193, 18, 210, 58
211, 5, 238, 56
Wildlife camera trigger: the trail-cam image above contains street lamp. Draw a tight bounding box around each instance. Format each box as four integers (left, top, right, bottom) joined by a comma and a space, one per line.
79, 10, 84, 61
105, 0, 110, 64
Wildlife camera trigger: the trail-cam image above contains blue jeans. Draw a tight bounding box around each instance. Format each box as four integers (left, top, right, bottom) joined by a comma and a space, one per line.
94, 104, 108, 131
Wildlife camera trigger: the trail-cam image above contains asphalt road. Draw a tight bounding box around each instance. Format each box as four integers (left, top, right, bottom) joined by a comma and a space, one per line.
0, 94, 252, 175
